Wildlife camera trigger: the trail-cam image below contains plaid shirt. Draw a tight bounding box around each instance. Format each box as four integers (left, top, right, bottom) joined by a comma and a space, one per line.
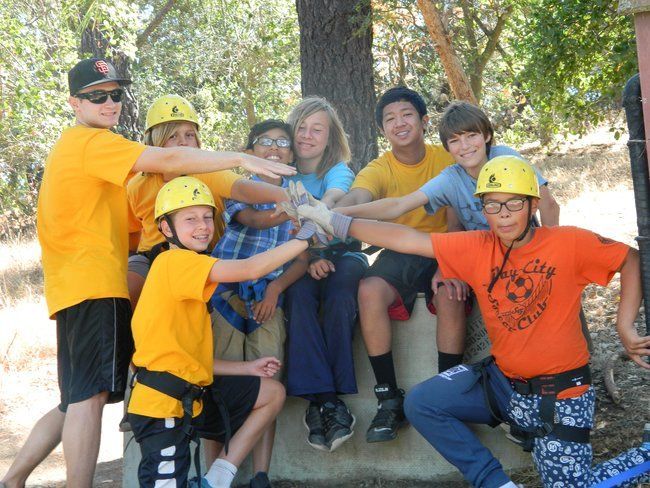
211, 177, 293, 333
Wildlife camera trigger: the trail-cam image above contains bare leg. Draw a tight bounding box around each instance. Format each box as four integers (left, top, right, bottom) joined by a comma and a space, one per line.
203, 439, 223, 468
127, 271, 146, 311
216, 379, 284, 468
251, 421, 276, 474
62, 392, 108, 488
1, 407, 64, 488
357, 277, 397, 356
433, 290, 466, 355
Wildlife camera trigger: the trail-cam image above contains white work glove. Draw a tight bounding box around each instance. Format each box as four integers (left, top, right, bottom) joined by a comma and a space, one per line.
280, 181, 330, 246
296, 203, 352, 240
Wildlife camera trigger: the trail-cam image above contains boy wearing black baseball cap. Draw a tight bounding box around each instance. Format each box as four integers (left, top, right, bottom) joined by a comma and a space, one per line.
1, 58, 296, 488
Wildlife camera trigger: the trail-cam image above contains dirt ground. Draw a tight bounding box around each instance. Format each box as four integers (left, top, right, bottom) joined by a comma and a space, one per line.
1, 131, 649, 487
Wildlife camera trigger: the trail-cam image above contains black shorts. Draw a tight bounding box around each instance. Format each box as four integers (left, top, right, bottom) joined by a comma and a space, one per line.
363, 249, 438, 320
196, 375, 260, 442
56, 298, 133, 412
128, 414, 192, 488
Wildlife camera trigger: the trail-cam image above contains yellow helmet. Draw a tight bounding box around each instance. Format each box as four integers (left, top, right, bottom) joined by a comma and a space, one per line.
474, 156, 540, 199
154, 176, 216, 222
145, 94, 200, 132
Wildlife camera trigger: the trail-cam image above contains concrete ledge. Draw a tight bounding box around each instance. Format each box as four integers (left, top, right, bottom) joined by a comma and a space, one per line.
123, 297, 531, 486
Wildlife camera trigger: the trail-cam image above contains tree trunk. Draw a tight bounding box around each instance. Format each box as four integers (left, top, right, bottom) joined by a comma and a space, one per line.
80, 21, 140, 141
296, 0, 377, 173
416, 0, 478, 104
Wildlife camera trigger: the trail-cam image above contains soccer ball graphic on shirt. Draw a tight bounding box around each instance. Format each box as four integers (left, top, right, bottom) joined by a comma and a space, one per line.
505, 275, 534, 303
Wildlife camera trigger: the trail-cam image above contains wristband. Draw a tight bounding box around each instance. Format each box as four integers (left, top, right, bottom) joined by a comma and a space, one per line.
330, 213, 352, 239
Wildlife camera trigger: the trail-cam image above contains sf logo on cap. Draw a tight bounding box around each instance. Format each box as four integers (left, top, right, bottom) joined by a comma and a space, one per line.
94, 60, 110, 75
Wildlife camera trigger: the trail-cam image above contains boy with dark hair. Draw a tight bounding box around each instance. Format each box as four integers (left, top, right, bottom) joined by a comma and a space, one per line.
1, 58, 294, 488
338, 100, 559, 236
208, 119, 308, 486
290, 156, 650, 488
334, 89, 528, 443
334, 86, 464, 443
128, 176, 314, 488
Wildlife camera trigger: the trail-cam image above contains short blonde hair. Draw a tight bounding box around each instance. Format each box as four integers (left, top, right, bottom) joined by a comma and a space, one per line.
287, 96, 351, 179
143, 121, 202, 148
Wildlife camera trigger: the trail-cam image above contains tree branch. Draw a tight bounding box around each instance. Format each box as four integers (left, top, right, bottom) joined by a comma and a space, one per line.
471, 12, 511, 67
136, 0, 176, 49
459, 0, 478, 56
477, 5, 512, 71
416, 0, 477, 103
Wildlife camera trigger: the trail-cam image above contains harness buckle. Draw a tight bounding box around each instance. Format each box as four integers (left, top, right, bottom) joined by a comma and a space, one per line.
535, 422, 554, 437
510, 378, 532, 395
186, 384, 206, 400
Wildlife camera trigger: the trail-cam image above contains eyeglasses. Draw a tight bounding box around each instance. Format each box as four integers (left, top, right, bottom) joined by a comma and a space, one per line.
75, 88, 125, 104
482, 197, 528, 214
253, 136, 291, 148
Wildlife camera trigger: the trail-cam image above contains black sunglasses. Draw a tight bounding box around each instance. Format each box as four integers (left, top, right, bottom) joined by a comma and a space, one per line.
252, 136, 292, 148
75, 88, 125, 104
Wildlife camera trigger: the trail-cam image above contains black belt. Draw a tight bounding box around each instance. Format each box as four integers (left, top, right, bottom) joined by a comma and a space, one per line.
134, 368, 208, 476
509, 364, 591, 396
509, 364, 592, 450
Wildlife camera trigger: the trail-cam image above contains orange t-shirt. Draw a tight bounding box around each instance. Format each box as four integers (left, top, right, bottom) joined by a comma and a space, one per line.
431, 226, 629, 387
37, 126, 145, 317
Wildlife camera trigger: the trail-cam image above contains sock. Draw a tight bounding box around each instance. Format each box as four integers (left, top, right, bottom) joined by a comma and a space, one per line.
314, 391, 339, 407
438, 352, 464, 373
205, 458, 237, 488
497, 482, 519, 488
368, 351, 398, 390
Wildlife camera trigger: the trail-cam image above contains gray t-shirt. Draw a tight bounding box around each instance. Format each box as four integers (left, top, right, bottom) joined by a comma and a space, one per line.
419, 145, 548, 231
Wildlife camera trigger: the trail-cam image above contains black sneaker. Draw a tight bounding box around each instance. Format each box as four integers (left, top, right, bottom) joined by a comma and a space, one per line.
249, 471, 272, 488
321, 400, 356, 451
366, 383, 407, 443
303, 401, 328, 451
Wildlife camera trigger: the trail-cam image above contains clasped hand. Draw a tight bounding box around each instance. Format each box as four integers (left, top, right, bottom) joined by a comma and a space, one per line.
278, 181, 352, 243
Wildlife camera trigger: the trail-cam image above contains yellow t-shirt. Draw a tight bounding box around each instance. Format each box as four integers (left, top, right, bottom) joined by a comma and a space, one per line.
128, 249, 218, 419
127, 171, 242, 252
37, 125, 146, 317
351, 143, 454, 232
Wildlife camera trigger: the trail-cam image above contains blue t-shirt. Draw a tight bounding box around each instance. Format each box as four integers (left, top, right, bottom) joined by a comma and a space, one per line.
419, 145, 548, 231
288, 161, 366, 265
287, 161, 354, 199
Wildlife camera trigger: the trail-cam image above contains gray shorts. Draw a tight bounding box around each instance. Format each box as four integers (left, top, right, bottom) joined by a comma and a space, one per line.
128, 253, 151, 279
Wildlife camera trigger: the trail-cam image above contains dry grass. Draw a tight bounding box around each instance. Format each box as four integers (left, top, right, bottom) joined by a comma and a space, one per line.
0, 237, 43, 309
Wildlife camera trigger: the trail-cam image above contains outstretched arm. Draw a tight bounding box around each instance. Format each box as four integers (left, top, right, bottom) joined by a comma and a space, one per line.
616, 248, 650, 369
132, 146, 296, 179
348, 219, 435, 258
230, 178, 288, 205
336, 191, 428, 220
333, 188, 374, 208
209, 239, 308, 284
234, 207, 290, 230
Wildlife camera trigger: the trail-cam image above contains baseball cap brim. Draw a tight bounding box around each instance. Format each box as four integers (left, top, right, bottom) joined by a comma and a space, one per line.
79, 77, 132, 91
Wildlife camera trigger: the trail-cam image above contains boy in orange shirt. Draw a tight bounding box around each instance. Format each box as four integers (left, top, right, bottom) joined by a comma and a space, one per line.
289, 156, 650, 487
128, 176, 314, 488
1, 58, 294, 488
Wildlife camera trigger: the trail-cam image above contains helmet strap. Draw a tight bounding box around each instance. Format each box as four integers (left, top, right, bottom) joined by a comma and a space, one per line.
160, 215, 190, 251
487, 197, 534, 294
